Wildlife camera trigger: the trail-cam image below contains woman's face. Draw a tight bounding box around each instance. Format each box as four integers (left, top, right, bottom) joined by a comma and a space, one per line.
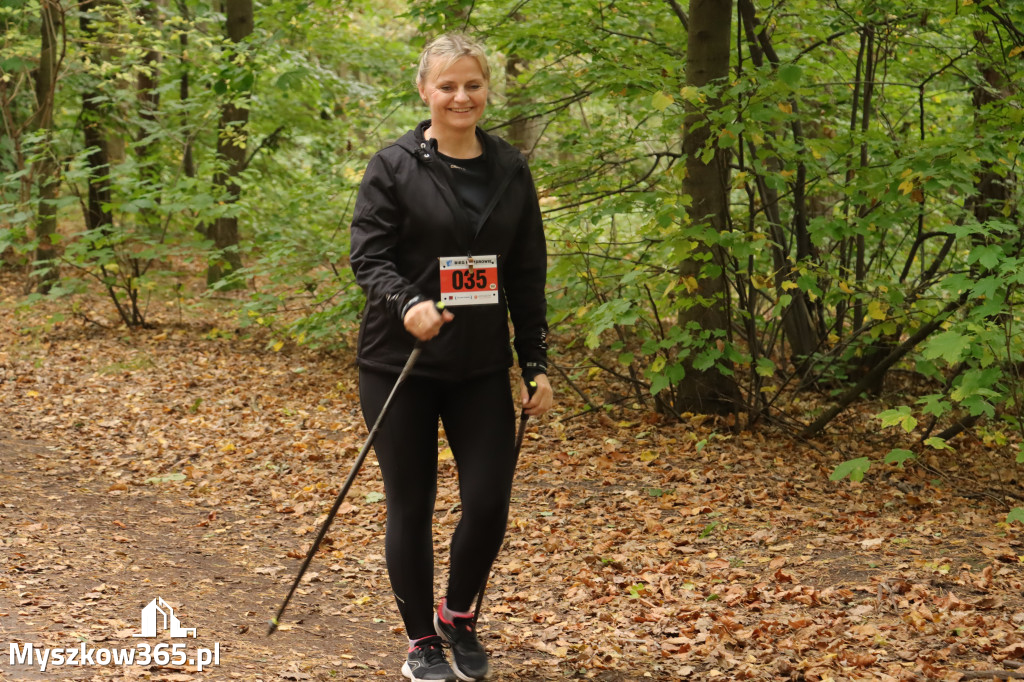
418, 55, 488, 135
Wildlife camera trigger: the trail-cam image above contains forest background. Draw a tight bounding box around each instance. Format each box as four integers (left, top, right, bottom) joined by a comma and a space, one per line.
2, 1, 1024, 680
4, 0, 1024, 513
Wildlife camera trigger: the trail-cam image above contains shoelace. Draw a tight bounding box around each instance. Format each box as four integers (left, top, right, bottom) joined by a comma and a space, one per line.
418, 640, 448, 666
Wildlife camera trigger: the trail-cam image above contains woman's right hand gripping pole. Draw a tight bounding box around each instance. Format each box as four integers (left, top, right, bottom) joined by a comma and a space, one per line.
403, 300, 454, 342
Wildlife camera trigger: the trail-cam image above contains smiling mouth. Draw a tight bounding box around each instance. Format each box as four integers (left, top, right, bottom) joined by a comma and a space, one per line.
449, 107, 474, 113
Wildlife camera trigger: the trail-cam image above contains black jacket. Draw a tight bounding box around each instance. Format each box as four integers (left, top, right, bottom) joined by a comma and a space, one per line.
350, 121, 548, 381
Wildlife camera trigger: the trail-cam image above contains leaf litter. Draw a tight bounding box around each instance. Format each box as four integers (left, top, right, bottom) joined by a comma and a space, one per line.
0, 275, 1022, 681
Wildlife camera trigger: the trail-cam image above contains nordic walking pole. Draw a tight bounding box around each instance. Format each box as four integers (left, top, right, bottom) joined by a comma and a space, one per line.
472, 378, 537, 626
268, 303, 444, 636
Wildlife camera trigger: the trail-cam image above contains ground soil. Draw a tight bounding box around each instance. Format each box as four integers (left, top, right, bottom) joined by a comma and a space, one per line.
1, 275, 1023, 682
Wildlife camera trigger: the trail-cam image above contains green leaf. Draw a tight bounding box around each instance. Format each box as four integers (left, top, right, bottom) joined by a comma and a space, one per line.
778, 64, 803, 87
878, 406, 917, 433
691, 349, 717, 371
275, 68, 309, 90
649, 373, 670, 396
755, 357, 776, 377
1016, 444, 1024, 465
1007, 508, 1024, 525
830, 457, 871, 482
884, 449, 916, 468
922, 330, 970, 364
923, 437, 953, 451
365, 491, 385, 503
1, 57, 31, 72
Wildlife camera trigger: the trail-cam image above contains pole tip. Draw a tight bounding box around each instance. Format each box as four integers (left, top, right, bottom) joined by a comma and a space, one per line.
267, 617, 279, 636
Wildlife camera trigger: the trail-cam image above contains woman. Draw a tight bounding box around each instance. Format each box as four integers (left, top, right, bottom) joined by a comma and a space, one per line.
349, 34, 553, 682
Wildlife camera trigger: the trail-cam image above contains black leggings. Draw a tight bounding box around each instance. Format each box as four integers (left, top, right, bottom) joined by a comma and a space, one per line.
359, 368, 517, 639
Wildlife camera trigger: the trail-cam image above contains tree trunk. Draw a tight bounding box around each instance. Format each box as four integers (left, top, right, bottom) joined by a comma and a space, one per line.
31, 0, 62, 294
673, 0, 742, 415
136, 0, 161, 229
506, 55, 541, 156
206, 0, 253, 286
737, 0, 822, 363
79, 0, 112, 236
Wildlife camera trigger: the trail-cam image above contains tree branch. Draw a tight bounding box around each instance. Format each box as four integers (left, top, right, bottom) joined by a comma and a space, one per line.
663, 0, 688, 31
799, 294, 969, 438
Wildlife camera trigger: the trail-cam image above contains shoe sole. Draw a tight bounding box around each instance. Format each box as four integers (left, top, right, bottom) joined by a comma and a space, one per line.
434, 612, 489, 681
402, 660, 457, 682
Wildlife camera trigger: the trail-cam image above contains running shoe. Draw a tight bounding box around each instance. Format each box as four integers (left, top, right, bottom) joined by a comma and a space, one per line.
402, 635, 456, 681
434, 599, 489, 681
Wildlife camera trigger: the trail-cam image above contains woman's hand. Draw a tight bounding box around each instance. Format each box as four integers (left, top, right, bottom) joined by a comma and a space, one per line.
521, 373, 553, 417
403, 300, 454, 341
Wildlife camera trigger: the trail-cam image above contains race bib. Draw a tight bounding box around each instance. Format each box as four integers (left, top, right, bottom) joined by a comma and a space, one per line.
439, 255, 499, 306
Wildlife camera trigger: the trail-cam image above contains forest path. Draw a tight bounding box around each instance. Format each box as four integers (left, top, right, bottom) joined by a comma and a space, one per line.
0, 434, 559, 682
0, 432, 421, 675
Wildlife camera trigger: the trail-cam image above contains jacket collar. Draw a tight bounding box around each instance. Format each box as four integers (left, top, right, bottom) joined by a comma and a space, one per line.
395, 120, 520, 169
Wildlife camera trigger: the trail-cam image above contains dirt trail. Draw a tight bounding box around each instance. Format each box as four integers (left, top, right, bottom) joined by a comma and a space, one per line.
1, 435, 546, 682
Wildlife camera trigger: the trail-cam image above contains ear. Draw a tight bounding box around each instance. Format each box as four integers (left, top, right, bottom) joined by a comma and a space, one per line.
417, 82, 428, 105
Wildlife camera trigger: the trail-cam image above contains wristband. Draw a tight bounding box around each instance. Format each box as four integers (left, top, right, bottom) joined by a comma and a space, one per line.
399, 295, 425, 321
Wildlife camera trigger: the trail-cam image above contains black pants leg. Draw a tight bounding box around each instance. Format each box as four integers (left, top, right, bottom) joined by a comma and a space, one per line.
359, 368, 516, 639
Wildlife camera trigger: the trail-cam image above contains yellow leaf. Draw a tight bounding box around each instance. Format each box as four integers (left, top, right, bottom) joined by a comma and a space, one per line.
26, 390, 39, 397
867, 300, 889, 320
640, 450, 659, 462
679, 86, 701, 102
683, 276, 699, 293
778, 102, 793, 114
839, 281, 853, 294
898, 179, 915, 195
781, 280, 798, 291
438, 447, 454, 461
1011, 46, 1024, 58
651, 91, 675, 111
219, 441, 236, 452
272, 340, 284, 352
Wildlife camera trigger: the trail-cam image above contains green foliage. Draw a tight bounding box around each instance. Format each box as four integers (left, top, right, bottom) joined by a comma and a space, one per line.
884, 449, 917, 468
3, 0, 1024, 497
830, 457, 872, 483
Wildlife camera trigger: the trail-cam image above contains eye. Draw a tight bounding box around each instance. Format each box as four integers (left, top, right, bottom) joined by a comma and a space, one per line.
438, 85, 453, 92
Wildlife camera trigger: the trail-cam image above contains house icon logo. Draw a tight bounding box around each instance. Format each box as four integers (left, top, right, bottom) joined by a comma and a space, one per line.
132, 597, 197, 638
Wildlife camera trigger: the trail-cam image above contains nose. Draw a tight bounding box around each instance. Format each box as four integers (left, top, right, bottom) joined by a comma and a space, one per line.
454, 87, 471, 103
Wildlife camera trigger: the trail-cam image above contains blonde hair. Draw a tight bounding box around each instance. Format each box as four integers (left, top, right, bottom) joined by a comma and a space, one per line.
416, 33, 490, 87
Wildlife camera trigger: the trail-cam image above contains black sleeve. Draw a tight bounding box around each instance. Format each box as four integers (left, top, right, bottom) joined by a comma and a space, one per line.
350, 153, 423, 321
504, 163, 549, 380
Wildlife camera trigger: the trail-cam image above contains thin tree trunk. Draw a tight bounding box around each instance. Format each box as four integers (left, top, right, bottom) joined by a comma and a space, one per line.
206, 0, 252, 286
79, 1, 112, 236
506, 54, 541, 156
178, 2, 195, 179
136, 0, 161, 224
737, 0, 821, 362
31, 0, 62, 294
674, 0, 742, 416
